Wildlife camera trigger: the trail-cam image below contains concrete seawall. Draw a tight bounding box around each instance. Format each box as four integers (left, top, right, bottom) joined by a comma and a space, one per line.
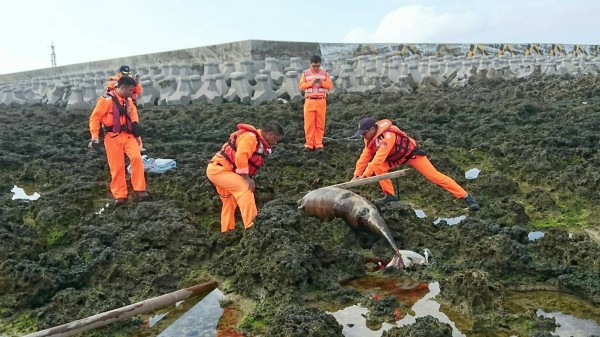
0, 40, 321, 82
1, 40, 598, 82
2, 40, 599, 109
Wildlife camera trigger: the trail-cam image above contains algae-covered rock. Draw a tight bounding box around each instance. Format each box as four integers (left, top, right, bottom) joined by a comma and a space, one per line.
438, 269, 503, 316
264, 305, 343, 337
382, 315, 452, 336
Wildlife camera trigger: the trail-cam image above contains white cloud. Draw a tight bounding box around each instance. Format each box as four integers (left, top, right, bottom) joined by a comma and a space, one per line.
343, 2, 600, 44
343, 5, 484, 43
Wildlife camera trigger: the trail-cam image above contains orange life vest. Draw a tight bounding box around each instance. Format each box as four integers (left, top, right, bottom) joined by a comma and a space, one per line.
219, 124, 271, 177
303, 68, 328, 98
105, 91, 134, 134
367, 119, 417, 168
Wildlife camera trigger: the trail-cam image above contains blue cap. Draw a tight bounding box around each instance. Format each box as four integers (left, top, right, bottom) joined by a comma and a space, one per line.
118, 65, 131, 75
354, 117, 377, 137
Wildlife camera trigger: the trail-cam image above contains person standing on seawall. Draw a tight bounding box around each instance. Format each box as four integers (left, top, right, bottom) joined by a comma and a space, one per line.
298, 55, 333, 153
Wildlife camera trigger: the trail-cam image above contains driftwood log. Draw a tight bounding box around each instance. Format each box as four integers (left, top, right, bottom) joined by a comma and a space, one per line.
24, 280, 218, 337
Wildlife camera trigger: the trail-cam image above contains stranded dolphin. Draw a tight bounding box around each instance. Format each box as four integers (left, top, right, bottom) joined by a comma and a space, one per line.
297, 186, 426, 268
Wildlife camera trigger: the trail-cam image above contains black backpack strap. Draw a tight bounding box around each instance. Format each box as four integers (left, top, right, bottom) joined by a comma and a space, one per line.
110, 95, 126, 116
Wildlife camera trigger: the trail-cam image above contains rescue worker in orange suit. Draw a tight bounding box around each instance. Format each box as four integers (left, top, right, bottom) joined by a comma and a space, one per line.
352, 117, 480, 210
88, 76, 149, 207
207, 122, 284, 233
107, 65, 143, 104
298, 55, 333, 153
107, 65, 145, 150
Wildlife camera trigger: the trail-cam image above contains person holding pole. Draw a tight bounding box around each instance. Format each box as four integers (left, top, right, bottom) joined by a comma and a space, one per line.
352, 117, 480, 210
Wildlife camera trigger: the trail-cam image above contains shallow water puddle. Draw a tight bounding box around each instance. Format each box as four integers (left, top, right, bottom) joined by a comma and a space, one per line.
413, 209, 427, 218
157, 288, 224, 336
149, 313, 168, 328
415, 209, 470, 226
132, 288, 234, 337
11, 184, 41, 201
465, 168, 481, 180
528, 231, 545, 241
433, 215, 466, 226
330, 276, 465, 337
332, 277, 600, 336
537, 309, 600, 337
505, 290, 600, 337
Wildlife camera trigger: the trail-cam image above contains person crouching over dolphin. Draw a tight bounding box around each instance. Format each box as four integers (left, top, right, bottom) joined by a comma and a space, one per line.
207, 122, 284, 233
352, 117, 480, 210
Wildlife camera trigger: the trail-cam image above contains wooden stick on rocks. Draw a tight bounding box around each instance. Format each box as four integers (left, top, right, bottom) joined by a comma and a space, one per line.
24, 280, 218, 337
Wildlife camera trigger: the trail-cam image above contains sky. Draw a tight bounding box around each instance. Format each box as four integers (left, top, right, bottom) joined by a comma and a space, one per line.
0, 0, 598, 74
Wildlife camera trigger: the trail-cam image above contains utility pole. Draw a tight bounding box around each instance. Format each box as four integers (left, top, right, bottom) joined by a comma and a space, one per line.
50, 42, 57, 67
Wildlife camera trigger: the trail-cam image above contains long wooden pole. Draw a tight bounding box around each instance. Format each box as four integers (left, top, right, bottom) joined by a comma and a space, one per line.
24, 280, 218, 337
327, 169, 411, 189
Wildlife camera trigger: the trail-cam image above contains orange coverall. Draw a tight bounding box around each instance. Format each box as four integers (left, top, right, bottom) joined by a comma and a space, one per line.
89, 93, 146, 199
206, 130, 266, 232
354, 120, 468, 198
107, 74, 143, 102
298, 68, 333, 150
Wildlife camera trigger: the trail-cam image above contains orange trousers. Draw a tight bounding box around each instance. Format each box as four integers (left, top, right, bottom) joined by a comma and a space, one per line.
206, 163, 256, 233
371, 155, 468, 199
104, 133, 146, 199
303, 98, 327, 149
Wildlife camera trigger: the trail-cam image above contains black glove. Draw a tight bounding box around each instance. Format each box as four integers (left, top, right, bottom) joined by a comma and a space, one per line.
92, 142, 102, 152
132, 122, 145, 137
412, 147, 427, 156
88, 139, 102, 152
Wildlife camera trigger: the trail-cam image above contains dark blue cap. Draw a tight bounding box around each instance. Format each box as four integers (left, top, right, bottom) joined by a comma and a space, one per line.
354, 117, 377, 137
118, 65, 131, 75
